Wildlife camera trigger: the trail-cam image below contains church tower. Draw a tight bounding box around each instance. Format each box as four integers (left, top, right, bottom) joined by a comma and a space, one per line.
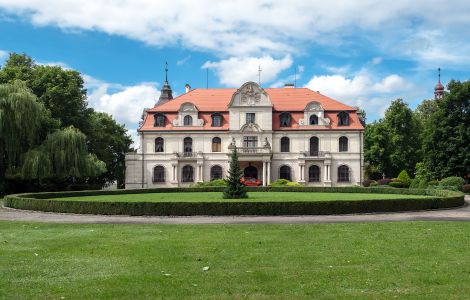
158, 62, 173, 105
434, 67, 444, 100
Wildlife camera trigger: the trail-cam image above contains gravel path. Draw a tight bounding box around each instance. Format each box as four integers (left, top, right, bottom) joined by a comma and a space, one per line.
0, 196, 469, 224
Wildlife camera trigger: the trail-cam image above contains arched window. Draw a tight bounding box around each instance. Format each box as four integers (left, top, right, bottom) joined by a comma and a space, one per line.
279, 112, 291, 127
211, 113, 222, 127
338, 165, 350, 182
212, 137, 221, 152
184, 115, 193, 126
338, 111, 350, 126
309, 114, 318, 125
309, 136, 319, 156
210, 165, 223, 180
184, 137, 192, 153
279, 165, 292, 181
155, 137, 164, 152
182, 165, 194, 182
154, 113, 166, 127
339, 136, 348, 152
308, 165, 320, 182
153, 166, 165, 183
280, 137, 290, 152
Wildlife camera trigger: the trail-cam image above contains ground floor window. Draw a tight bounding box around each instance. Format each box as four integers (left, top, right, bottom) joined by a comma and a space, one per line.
338, 165, 350, 182
210, 165, 223, 180
182, 165, 194, 182
308, 165, 320, 182
153, 165, 165, 183
279, 165, 291, 181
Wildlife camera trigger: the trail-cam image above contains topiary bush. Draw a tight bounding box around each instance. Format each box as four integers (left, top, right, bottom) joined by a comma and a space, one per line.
397, 170, 412, 188
389, 181, 405, 188
463, 184, 470, 194
439, 176, 465, 191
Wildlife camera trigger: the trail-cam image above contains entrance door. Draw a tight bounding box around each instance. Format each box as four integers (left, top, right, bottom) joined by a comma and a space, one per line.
309, 137, 319, 156
244, 166, 258, 179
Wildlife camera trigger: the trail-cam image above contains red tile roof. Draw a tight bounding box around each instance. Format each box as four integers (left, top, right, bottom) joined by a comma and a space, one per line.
140, 87, 363, 131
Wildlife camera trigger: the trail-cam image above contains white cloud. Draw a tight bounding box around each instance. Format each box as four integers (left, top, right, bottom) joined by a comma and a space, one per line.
176, 56, 191, 66
0, 49, 8, 64
305, 71, 412, 118
84, 75, 160, 147
203, 55, 292, 87
2, 0, 470, 60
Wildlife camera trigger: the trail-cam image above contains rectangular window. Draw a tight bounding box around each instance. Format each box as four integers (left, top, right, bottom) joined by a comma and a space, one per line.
246, 113, 256, 124
243, 136, 258, 148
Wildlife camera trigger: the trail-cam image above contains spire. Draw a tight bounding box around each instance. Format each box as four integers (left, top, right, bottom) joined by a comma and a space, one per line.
158, 61, 173, 105
434, 67, 444, 100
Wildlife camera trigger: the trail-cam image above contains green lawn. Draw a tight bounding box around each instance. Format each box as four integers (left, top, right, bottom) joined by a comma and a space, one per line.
48, 191, 432, 203
1, 221, 469, 299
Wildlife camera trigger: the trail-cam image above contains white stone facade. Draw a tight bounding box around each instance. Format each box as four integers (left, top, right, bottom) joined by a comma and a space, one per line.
125, 82, 364, 188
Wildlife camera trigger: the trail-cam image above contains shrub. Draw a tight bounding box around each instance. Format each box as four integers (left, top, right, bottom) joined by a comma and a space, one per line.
439, 176, 465, 191
269, 179, 291, 187
362, 180, 376, 187
428, 180, 439, 187
370, 182, 379, 187
286, 181, 301, 187
388, 181, 405, 188
397, 170, 412, 188
463, 184, 470, 194
377, 178, 393, 185
192, 179, 227, 187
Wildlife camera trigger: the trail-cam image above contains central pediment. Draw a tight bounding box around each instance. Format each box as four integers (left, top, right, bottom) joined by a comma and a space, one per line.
228, 82, 273, 108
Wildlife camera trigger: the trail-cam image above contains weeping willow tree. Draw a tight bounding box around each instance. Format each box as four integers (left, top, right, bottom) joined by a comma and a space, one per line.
0, 81, 43, 164
21, 127, 106, 180
0, 81, 44, 189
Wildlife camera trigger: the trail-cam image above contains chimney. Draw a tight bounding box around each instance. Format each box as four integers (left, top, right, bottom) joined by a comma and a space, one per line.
284, 83, 294, 88
185, 84, 191, 93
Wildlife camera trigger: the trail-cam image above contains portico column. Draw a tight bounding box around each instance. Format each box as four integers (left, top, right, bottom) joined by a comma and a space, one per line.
262, 161, 266, 186
324, 164, 328, 182
267, 162, 271, 185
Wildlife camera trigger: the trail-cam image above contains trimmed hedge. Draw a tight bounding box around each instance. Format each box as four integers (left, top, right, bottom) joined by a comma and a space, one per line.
3, 187, 465, 216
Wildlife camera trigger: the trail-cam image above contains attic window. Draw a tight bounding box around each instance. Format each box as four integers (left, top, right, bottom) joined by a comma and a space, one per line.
211, 113, 222, 127
154, 113, 166, 127
338, 111, 350, 126
279, 112, 291, 127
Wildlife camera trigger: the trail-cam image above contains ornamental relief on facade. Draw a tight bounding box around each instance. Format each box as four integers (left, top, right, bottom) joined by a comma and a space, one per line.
240, 84, 261, 106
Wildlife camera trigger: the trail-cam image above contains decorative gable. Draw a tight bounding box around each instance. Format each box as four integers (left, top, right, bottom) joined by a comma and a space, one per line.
299, 101, 330, 126
228, 82, 273, 108
173, 102, 204, 126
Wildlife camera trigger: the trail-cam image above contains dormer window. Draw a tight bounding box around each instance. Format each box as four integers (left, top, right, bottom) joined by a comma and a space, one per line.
309, 114, 318, 125
183, 115, 193, 126
338, 111, 350, 126
211, 113, 222, 127
154, 113, 166, 127
279, 112, 291, 127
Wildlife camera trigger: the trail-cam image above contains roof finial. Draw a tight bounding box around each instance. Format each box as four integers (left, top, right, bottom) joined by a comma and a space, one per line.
258, 62, 262, 85
165, 61, 168, 83
438, 67, 441, 83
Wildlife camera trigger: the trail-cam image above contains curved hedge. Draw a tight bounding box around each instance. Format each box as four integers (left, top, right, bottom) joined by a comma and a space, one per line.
3, 187, 465, 216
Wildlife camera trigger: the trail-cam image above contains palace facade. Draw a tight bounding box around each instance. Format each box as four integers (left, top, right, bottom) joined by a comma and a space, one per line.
125, 76, 365, 188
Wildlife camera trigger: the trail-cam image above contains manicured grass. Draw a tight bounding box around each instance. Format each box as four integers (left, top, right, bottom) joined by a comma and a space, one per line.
48, 191, 432, 203
1, 221, 470, 299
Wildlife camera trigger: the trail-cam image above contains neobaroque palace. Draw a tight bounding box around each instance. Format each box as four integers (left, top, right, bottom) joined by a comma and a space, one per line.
125, 69, 365, 188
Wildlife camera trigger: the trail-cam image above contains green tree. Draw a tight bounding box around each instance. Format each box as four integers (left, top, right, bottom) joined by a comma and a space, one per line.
364, 121, 390, 178
223, 146, 247, 199
423, 80, 470, 179
86, 112, 132, 188
0, 81, 45, 190
21, 127, 106, 181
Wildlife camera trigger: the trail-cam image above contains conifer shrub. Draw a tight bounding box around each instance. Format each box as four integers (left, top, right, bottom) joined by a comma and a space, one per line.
223, 147, 248, 199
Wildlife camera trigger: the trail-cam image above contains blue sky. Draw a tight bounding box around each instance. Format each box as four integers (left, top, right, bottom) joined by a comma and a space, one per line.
1, 1, 470, 147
